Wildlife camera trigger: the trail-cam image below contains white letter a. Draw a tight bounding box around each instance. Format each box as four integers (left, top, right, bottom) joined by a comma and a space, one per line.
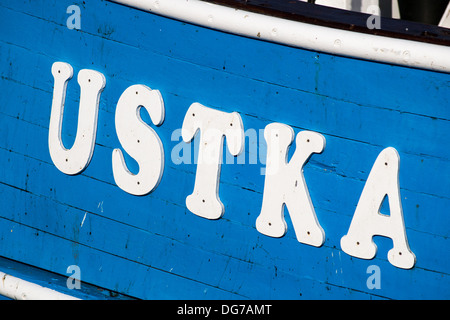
341, 147, 416, 269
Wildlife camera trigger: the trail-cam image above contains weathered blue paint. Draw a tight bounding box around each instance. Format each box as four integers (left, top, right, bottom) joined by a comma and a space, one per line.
0, 256, 132, 299
0, 0, 449, 299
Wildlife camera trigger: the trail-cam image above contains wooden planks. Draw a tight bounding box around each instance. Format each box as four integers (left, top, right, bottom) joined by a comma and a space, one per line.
0, 0, 449, 299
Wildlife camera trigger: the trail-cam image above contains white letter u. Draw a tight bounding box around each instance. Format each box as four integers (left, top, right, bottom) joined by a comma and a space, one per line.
49, 61, 105, 175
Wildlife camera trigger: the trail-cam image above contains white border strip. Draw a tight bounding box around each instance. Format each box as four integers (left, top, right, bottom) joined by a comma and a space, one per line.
0, 271, 80, 300
110, 0, 450, 73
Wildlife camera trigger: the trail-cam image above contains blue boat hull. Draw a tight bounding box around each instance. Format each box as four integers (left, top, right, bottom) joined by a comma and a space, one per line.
0, 0, 449, 299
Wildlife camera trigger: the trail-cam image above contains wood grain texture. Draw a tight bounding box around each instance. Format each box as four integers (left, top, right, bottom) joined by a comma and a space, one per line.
0, 0, 448, 299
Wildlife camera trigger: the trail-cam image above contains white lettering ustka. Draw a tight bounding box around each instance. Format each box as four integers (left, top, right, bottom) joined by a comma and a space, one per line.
256, 123, 326, 247
49, 61, 105, 175
341, 147, 416, 269
182, 103, 244, 219
112, 85, 165, 196
48, 62, 417, 269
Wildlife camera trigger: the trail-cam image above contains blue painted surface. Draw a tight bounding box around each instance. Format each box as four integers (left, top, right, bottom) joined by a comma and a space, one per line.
0, 256, 133, 299
0, 0, 449, 299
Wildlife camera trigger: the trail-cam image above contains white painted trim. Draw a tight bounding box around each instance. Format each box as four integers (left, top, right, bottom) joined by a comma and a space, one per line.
0, 271, 80, 300
109, 0, 450, 73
